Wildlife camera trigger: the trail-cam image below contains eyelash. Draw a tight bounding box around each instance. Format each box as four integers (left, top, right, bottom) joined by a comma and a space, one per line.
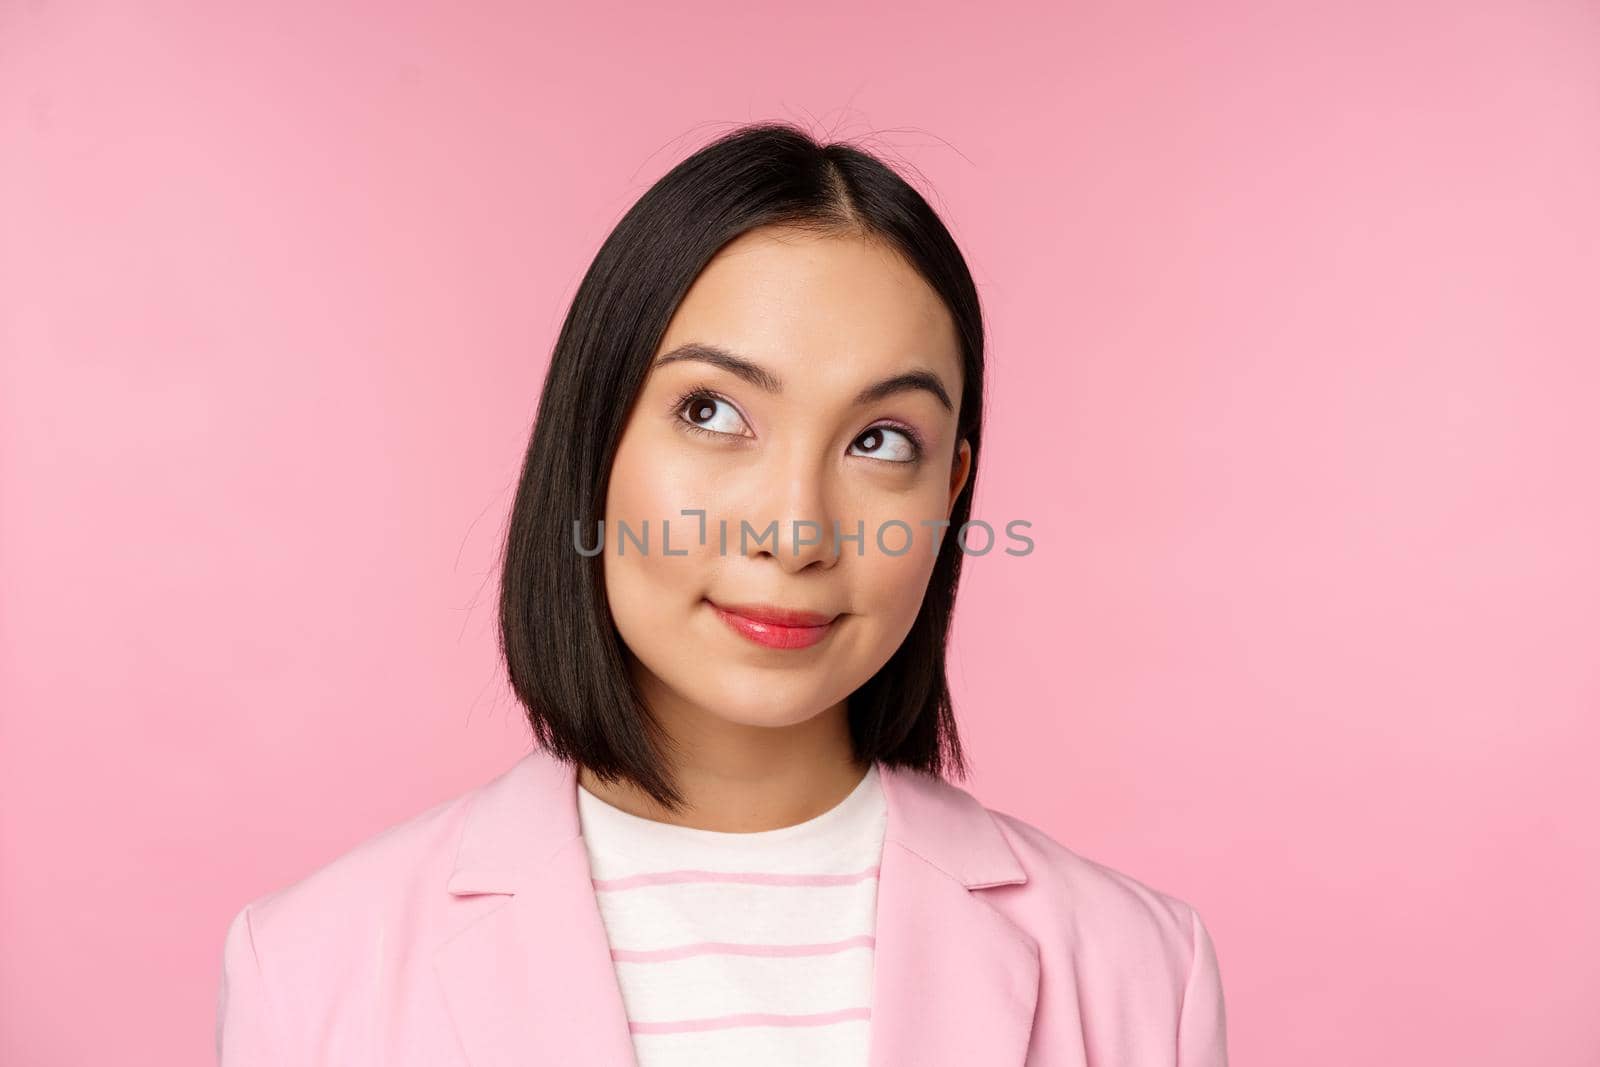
667, 386, 926, 464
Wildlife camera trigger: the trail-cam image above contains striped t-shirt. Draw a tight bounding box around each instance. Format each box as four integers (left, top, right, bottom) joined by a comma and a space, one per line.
575, 763, 888, 1067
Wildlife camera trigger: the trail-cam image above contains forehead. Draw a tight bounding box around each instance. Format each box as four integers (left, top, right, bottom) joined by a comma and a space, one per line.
657, 227, 963, 395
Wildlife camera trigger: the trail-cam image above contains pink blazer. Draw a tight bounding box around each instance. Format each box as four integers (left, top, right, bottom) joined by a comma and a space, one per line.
216, 746, 1229, 1065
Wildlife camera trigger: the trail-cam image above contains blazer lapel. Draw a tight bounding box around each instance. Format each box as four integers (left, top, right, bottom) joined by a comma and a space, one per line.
433, 747, 1039, 1067
868, 758, 1041, 1066
433, 750, 640, 1067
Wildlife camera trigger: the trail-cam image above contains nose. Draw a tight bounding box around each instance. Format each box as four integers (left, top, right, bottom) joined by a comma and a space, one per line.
736, 449, 840, 574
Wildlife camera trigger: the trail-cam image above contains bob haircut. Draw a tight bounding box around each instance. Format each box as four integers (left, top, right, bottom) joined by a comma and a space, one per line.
498, 121, 987, 812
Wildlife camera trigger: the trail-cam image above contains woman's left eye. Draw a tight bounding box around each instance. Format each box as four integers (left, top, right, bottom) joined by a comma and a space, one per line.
850, 426, 921, 464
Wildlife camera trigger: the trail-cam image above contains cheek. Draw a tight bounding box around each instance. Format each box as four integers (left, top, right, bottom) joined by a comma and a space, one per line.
847, 489, 950, 628
601, 429, 712, 620
607, 423, 698, 524
605, 411, 733, 534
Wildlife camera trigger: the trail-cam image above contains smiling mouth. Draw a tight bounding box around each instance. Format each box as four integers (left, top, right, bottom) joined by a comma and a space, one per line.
705, 599, 840, 650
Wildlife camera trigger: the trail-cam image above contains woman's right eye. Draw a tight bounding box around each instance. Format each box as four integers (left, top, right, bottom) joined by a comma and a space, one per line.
676, 391, 751, 439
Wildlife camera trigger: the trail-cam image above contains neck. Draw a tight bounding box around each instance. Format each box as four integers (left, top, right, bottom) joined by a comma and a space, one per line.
576, 689, 868, 833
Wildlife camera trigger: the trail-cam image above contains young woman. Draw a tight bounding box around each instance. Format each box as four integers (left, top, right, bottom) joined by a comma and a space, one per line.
217, 122, 1230, 1067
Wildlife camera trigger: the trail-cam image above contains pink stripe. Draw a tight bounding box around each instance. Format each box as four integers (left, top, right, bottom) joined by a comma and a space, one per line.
611, 934, 875, 963
630, 1006, 872, 1035
592, 864, 880, 892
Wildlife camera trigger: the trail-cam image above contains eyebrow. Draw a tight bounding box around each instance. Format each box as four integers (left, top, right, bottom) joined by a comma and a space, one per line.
652, 342, 954, 413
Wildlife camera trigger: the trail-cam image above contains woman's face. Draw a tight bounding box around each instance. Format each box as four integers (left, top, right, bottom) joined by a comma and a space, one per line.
601, 225, 971, 744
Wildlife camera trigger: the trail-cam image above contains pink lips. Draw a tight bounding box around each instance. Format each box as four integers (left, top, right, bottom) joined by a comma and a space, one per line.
708, 600, 839, 650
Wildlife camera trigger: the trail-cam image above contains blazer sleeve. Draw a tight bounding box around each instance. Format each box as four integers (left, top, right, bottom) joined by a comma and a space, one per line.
216, 904, 284, 1066
1176, 903, 1230, 1067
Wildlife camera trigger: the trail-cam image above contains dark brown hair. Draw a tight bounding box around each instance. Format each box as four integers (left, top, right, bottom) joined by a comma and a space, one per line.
498, 122, 987, 811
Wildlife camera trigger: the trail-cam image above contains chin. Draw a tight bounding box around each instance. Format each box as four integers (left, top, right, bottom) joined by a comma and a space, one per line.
688, 681, 825, 729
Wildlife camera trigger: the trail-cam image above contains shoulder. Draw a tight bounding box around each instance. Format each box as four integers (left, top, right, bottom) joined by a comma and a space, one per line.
881, 760, 1211, 979
975, 799, 1231, 1064
216, 772, 508, 1061
220, 772, 487, 996
249, 780, 474, 922
990, 803, 1201, 937
974, 799, 1215, 996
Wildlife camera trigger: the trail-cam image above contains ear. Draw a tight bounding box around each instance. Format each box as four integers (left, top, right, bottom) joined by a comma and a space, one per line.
947, 438, 972, 516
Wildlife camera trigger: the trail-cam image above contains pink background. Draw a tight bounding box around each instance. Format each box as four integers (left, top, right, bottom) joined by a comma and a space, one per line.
4, 2, 1598, 1064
